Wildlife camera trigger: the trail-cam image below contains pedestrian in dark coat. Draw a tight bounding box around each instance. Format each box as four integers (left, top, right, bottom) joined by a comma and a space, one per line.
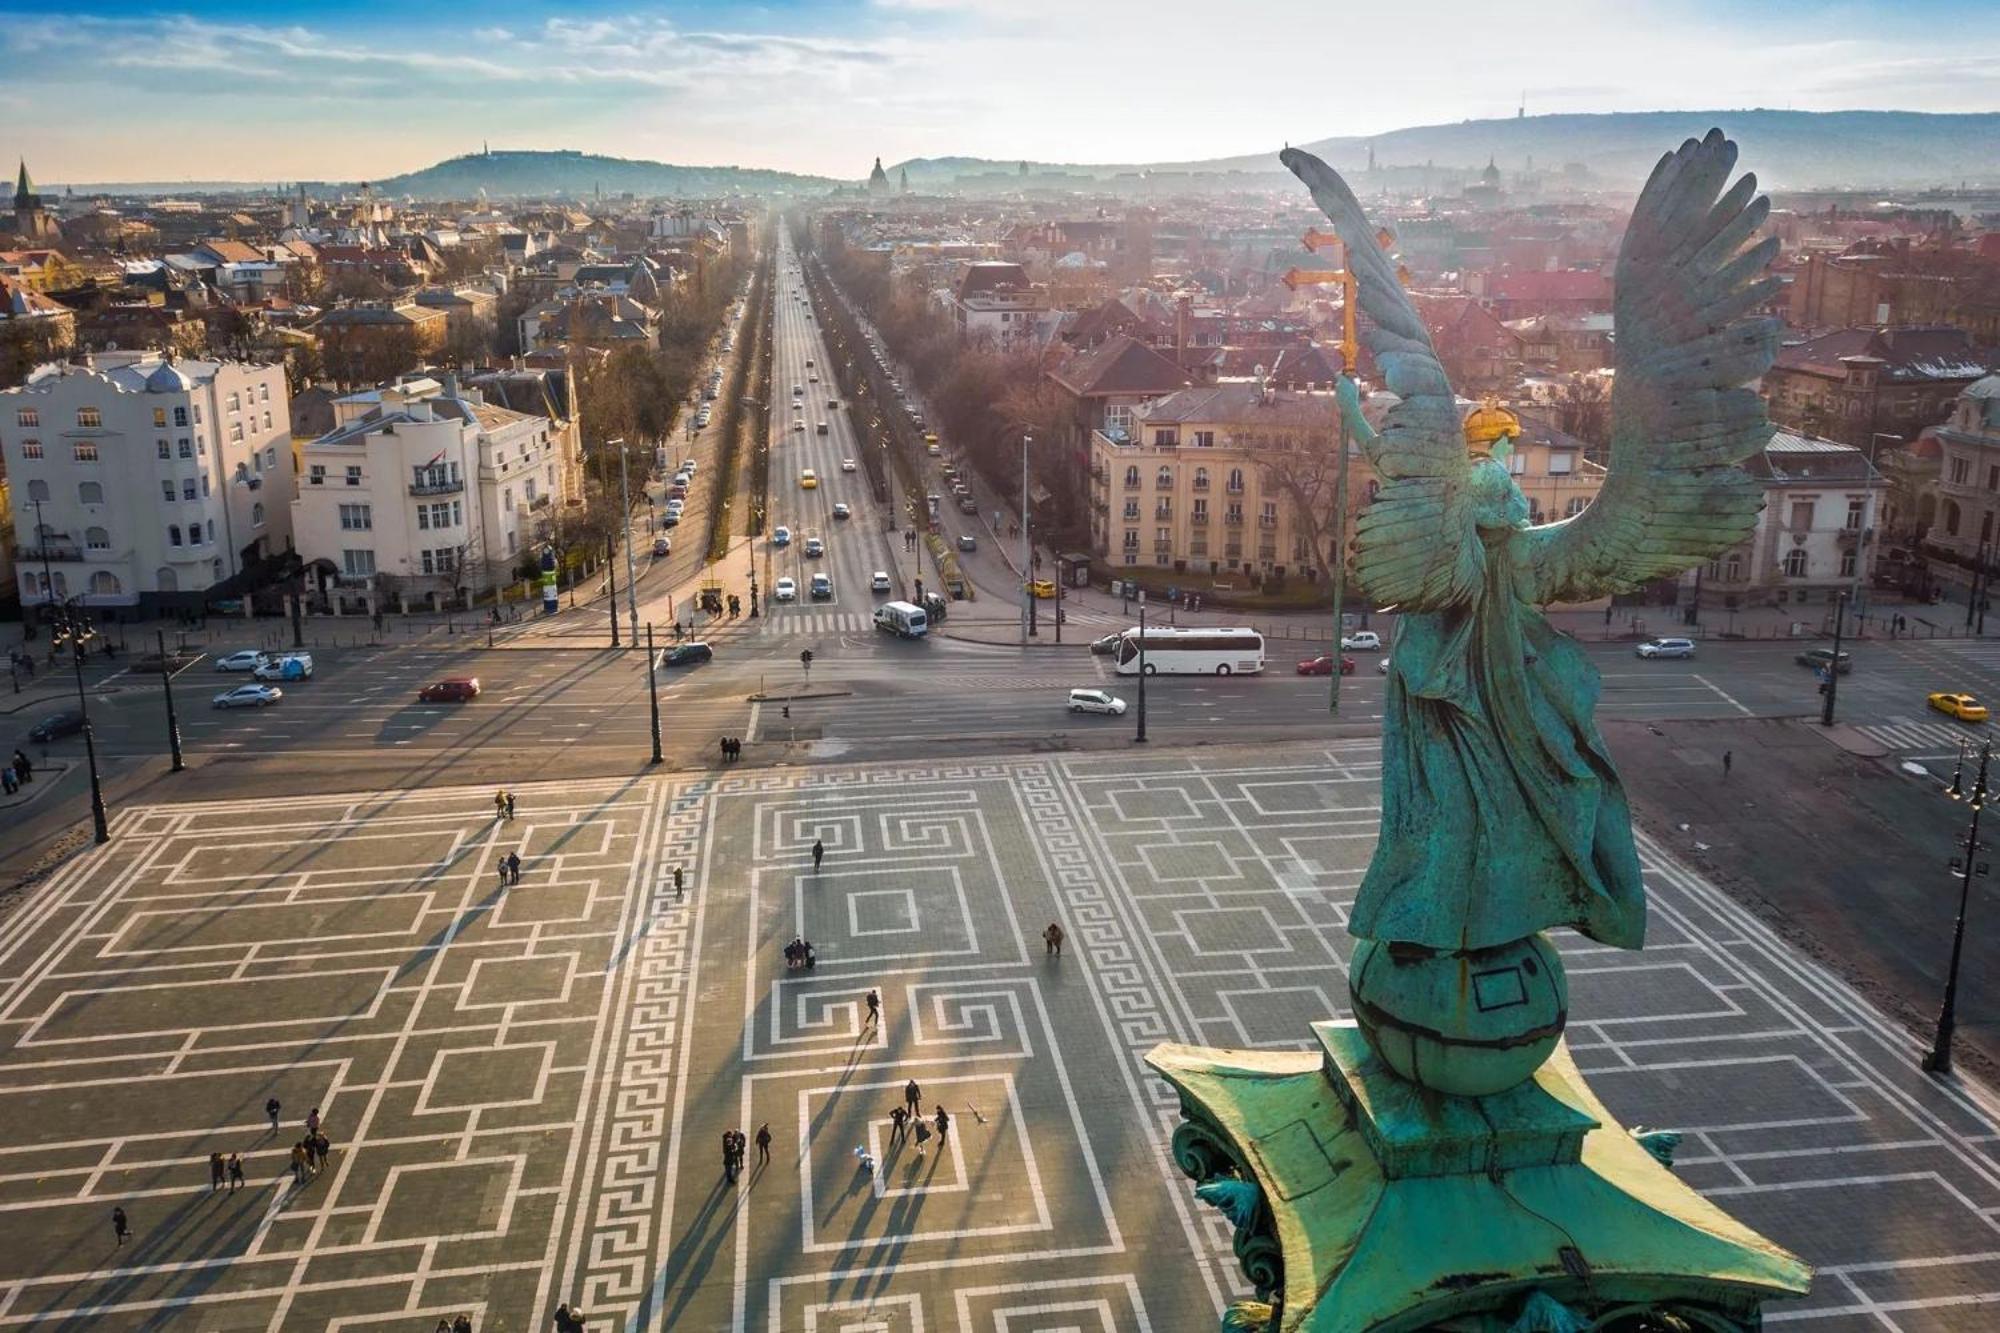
904, 1079, 922, 1114
755, 1123, 772, 1165
864, 989, 880, 1027
934, 1106, 951, 1145
812, 838, 825, 870
312, 1132, 330, 1171
210, 1151, 225, 1191
228, 1153, 245, 1191
889, 1105, 908, 1143
112, 1206, 130, 1245
506, 851, 522, 884
504, 792, 516, 820
266, 1096, 281, 1129
674, 865, 685, 898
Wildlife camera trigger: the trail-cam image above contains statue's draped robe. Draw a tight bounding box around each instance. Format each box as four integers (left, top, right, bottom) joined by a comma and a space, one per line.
1357, 542, 1646, 953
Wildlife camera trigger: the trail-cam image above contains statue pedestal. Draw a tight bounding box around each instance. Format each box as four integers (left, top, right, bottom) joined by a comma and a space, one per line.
1146, 1023, 1809, 1332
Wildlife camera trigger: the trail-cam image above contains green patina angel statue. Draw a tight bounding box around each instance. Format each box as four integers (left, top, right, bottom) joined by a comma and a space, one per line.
1283, 131, 1781, 959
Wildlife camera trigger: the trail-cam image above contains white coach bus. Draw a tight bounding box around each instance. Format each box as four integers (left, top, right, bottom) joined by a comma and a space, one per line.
1113, 627, 1265, 676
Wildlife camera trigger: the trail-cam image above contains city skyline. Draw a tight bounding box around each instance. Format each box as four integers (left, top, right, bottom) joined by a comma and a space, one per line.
2, 0, 1996, 184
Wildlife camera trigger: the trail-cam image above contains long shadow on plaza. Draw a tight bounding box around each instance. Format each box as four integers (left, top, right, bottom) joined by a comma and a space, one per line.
642, 1174, 747, 1329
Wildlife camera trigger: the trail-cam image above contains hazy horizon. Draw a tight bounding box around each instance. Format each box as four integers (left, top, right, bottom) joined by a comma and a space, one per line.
2, 0, 1996, 184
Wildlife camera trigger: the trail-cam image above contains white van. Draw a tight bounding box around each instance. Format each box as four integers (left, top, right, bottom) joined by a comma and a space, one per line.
874, 601, 929, 639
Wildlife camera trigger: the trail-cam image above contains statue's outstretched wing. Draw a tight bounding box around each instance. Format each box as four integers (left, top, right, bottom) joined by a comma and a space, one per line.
1282, 147, 1481, 611
1521, 129, 1780, 603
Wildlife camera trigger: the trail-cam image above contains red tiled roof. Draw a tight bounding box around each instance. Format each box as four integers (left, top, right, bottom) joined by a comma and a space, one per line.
1050, 334, 1186, 398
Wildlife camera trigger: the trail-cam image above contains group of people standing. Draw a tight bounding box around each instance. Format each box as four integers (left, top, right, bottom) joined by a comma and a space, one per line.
3, 747, 33, 796
783, 937, 818, 969
721, 1124, 774, 1183
717, 736, 745, 761
496, 851, 524, 885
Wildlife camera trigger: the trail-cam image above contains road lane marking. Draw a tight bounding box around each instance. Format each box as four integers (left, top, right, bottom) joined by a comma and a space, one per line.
1692, 673, 1754, 715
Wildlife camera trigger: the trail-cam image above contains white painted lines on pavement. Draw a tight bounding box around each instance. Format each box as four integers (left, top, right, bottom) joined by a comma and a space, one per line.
1692, 673, 1754, 716
1854, 719, 1990, 753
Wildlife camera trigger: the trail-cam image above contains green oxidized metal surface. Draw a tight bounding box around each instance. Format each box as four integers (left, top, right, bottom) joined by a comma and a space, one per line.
1144, 129, 1811, 1332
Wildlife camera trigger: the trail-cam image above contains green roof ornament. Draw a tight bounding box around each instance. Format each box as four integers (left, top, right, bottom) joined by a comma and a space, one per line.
1146, 130, 1810, 1332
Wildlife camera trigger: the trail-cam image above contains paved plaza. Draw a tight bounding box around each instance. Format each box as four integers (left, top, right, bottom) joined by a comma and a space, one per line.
1, 743, 1998, 1330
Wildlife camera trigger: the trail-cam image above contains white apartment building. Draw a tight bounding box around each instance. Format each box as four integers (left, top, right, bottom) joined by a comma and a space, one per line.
1702, 430, 1886, 609
947, 262, 1050, 350
291, 373, 568, 611
2, 351, 293, 613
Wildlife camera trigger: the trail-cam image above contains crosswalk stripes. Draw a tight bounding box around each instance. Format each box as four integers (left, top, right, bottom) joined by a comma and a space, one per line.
1853, 717, 1988, 752
743, 611, 872, 636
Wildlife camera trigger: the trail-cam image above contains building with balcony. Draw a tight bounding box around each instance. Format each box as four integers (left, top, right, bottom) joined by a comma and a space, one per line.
1701, 430, 1887, 609
1, 350, 292, 612
1922, 375, 2000, 565
290, 372, 569, 611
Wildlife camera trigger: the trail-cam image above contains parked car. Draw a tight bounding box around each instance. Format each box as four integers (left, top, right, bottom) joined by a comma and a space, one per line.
1067, 688, 1127, 716
27, 709, 85, 742
214, 683, 282, 709
215, 649, 265, 672
871, 571, 892, 592
417, 677, 481, 702
1090, 633, 1121, 656
1635, 637, 1696, 659
958, 534, 977, 553
1929, 691, 1990, 722
1341, 631, 1383, 651
1296, 655, 1357, 676
956, 496, 979, 514
774, 577, 797, 602
662, 642, 714, 667
1796, 648, 1854, 675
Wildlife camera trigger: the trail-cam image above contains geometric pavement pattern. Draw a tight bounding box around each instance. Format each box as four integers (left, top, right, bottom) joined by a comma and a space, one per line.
0, 744, 1994, 1330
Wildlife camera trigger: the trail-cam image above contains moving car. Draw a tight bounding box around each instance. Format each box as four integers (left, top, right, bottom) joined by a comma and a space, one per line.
1929, 692, 1990, 722
1067, 688, 1127, 716
828, 399, 839, 410
840, 458, 857, 472
793, 420, 805, 431
253, 654, 313, 681
774, 576, 798, 602
871, 571, 892, 593
1341, 631, 1383, 651
214, 683, 282, 709
215, 649, 265, 672
1796, 648, 1854, 675
27, 709, 85, 742
958, 534, 977, 553
1635, 637, 1696, 659
957, 495, 979, 514
1027, 579, 1056, 599
832, 503, 851, 521
417, 677, 481, 702
804, 536, 825, 558
661, 642, 714, 667
1296, 655, 1357, 676
660, 510, 680, 528
653, 536, 671, 557
875, 601, 928, 638
799, 469, 818, 489
810, 572, 833, 600
772, 525, 792, 547
1090, 633, 1122, 656
816, 421, 828, 435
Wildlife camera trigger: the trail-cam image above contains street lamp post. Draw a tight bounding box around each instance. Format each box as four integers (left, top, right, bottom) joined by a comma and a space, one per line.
1851, 432, 1899, 626
1021, 434, 1034, 643
1330, 371, 1353, 715
1925, 739, 1992, 1076
645, 623, 663, 765
1135, 591, 1149, 744
1820, 591, 1848, 726
617, 440, 640, 646
157, 629, 184, 773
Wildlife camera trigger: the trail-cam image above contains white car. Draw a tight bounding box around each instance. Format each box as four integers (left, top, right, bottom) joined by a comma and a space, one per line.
804, 536, 825, 558
214, 683, 281, 709
253, 654, 313, 681
871, 571, 892, 592
1067, 688, 1127, 716
772, 525, 792, 547
1635, 637, 1697, 659
774, 577, 798, 602
832, 502, 851, 520
215, 649, 264, 672
840, 458, 857, 472
1341, 631, 1383, 651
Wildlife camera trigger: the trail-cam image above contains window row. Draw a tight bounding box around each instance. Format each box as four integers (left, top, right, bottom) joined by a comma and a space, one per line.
1123, 464, 1250, 492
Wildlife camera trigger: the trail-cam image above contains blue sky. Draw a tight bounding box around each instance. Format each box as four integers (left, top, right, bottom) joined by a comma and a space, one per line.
3, 1, 1995, 183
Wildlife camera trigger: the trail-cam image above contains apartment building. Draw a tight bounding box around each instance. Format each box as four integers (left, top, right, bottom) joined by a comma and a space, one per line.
1923, 375, 2000, 561
1702, 430, 1886, 608
947, 262, 1048, 350
291, 373, 569, 611
2, 351, 293, 612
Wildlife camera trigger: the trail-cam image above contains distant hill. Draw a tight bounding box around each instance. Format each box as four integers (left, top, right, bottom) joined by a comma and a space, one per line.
892, 110, 2000, 190
370, 149, 838, 200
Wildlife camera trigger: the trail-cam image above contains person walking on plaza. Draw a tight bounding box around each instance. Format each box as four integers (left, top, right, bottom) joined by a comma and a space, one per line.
934, 1106, 951, 1147
674, 865, 685, 900
209, 1151, 225, 1192
755, 1122, 772, 1166
494, 789, 507, 820
1043, 922, 1064, 957
912, 1115, 932, 1158
903, 1078, 922, 1116
111, 1205, 130, 1246
505, 791, 516, 820
452, 1315, 472, 1333
889, 1105, 908, 1145
305, 1106, 321, 1136
1722, 750, 1733, 780
864, 989, 880, 1028
265, 1096, 281, 1130
812, 838, 824, 871
2, 766, 16, 797
312, 1131, 330, 1173
722, 1130, 738, 1183
12, 749, 31, 784
506, 850, 522, 885
227, 1153, 245, 1192
290, 1142, 307, 1184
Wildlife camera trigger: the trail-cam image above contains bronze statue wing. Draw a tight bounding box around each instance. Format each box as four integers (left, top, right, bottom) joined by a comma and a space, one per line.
1521, 129, 1781, 603
1282, 147, 1482, 611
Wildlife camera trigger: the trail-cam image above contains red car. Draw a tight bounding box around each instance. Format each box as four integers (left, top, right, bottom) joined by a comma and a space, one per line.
418, 677, 481, 702
1296, 655, 1356, 676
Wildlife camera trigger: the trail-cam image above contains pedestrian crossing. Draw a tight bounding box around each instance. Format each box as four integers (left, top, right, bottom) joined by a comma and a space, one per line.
724, 610, 874, 637
1852, 716, 1989, 753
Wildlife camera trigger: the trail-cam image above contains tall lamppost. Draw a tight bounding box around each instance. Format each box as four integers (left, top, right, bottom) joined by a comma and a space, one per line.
645, 623, 663, 765
616, 439, 639, 646
1820, 591, 1849, 726
1020, 434, 1035, 643
1925, 738, 1991, 1076
157, 629, 184, 773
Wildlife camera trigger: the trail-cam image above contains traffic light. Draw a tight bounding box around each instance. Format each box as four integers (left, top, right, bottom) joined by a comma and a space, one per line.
800, 649, 814, 668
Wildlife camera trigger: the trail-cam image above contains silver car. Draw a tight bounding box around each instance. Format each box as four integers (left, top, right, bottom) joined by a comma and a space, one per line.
213, 683, 282, 708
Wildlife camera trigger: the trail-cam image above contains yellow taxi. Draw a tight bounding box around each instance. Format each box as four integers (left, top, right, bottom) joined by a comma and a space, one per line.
799, 468, 818, 490
924, 433, 942, 457
1027, 579, 1057, 599
1928, 691, 1990, 723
